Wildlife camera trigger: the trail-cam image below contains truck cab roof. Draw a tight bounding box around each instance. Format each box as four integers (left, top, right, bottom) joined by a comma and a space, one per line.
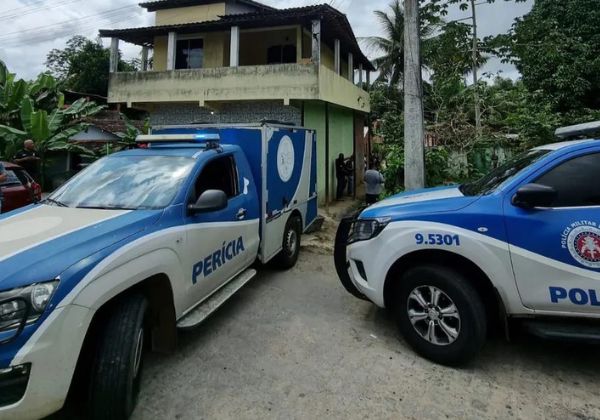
534, 139, 599, 152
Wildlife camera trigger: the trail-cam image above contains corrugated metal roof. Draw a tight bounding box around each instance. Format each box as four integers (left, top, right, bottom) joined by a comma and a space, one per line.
100, 4, 375, 71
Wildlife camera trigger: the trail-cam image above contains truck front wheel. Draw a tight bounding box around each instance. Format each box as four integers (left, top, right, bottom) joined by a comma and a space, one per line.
274, 215, 302, 269
87, 294, 148, 419
396, 265, 487, 366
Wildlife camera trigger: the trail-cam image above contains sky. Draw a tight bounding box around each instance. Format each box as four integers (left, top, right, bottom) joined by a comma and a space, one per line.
0, 0, 532, 81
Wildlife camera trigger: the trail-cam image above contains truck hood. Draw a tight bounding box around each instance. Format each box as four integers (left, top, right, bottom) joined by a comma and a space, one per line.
0, 205, 162, 290
360, 186, 480, 219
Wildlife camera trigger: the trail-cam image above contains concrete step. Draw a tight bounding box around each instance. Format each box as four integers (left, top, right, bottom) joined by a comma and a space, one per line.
177, 268, 257, 330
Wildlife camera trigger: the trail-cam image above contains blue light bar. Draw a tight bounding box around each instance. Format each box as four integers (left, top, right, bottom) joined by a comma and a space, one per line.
136, 133, 220, 143
195, 133, 220, 142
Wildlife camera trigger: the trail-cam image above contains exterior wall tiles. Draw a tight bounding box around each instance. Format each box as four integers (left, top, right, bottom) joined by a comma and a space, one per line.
150, 101, 302, 126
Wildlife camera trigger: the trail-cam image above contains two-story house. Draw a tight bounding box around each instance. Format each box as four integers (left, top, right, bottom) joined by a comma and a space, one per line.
99, 0, 375, 204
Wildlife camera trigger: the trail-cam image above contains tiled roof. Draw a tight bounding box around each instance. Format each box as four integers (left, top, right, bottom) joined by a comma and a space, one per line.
139, 0, 275, 12
100, 4, 375, 71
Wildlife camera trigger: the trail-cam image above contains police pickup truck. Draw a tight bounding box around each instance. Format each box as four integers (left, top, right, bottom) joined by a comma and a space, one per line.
0, 123, 317, 419
335, 132, 600, 366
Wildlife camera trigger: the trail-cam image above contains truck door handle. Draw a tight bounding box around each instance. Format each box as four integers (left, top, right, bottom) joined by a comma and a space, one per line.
237, 208, 247, 220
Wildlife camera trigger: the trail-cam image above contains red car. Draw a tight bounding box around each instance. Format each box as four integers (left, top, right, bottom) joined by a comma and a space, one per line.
0, 161, 42, 213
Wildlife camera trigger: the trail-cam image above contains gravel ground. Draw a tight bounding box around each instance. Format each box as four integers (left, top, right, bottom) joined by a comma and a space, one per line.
130, 251, 600, 420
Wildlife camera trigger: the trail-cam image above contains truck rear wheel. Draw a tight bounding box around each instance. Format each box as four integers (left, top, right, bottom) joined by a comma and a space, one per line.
87, 294, 148, 420
274, 215, 302, 269
395, 265, 487, 366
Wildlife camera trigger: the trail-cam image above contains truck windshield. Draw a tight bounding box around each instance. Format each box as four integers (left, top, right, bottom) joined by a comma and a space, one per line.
48, 155, 196, 210
460, 149, 550, 196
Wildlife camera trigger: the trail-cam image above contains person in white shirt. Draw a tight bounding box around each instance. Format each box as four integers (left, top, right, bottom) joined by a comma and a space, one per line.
364, 164, 385, 205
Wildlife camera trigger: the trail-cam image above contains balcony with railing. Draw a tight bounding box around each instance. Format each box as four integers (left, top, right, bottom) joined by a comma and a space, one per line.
102, 21, 372, 113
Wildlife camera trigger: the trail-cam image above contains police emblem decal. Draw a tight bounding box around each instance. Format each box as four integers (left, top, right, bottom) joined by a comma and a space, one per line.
566, 224, 600, 268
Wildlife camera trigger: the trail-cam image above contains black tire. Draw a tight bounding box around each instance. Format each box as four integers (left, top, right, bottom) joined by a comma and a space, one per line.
396, 265, 487, 366
274, 215, 302, 269
87, 294, 148, 420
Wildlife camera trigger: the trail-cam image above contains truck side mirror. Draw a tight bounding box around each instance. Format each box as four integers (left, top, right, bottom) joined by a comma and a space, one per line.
188, 190, 228, 214
512, 183, 557, 209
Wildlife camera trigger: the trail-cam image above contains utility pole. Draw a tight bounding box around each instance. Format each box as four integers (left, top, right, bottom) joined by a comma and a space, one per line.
471, 0, 481, 139
404, 0, 425, 190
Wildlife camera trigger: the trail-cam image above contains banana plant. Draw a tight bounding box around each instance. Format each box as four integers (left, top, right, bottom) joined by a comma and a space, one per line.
0, 72, 28, 127
118, 113, 150, 147
0, 96, 105, 185
1, 60, 66, 126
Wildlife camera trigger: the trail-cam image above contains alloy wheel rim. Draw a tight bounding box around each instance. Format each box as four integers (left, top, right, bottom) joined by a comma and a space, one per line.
407, 285, 461, 346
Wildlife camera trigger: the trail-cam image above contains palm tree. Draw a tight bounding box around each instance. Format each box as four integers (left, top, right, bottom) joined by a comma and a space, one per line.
363, 0, 440, 87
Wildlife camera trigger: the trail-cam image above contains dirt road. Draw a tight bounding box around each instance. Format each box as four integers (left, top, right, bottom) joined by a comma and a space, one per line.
132, 251, 600, 420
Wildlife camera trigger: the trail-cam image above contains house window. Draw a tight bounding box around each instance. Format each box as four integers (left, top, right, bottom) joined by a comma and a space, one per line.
267, 45, 297, 64
176, 38, 204, 69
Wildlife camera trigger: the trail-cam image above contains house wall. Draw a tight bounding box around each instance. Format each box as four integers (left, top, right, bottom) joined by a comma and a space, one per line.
239, 28, 298, 66
320, 42, 349, 78
303, 102, 327, 203
318, 65, 369, 113
302, 31, 311, 59
152, 32, 228, 71
155, 3, 227, 25
153, 36, 168, 71
303, 101, 355, 204
225, 0, 261, 15
328, 105, 354, 201
109, 64, 369, 112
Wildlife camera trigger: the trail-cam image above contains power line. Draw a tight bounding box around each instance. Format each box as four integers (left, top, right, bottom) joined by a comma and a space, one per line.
0, 4, 139, 42
0, 14, 139, 47
0, 0, 52, 16
0, 0, 84, 22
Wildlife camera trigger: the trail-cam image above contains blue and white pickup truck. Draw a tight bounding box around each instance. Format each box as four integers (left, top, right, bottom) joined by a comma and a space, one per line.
336, 133, 600, 366
0, 123, 317, 419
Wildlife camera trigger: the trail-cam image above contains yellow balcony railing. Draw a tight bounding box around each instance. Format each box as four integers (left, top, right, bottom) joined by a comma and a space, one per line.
108, 63, 370, 112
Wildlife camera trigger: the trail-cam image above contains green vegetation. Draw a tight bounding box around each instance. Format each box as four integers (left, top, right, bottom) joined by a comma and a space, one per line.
46, 35, 138, 98
0, 59, 104, 185
370, 0, 600, 194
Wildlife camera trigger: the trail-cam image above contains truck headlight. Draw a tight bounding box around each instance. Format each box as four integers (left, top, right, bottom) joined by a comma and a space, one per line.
0, 281, 59, 342
347, 217, 391, 244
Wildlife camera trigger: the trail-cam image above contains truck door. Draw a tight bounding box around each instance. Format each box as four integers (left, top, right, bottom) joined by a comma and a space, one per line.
184, 153, 259, 304
504, 151, 600, 313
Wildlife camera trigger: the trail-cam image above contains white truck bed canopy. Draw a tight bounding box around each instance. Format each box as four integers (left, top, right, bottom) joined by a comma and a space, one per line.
555, 121, 600, 139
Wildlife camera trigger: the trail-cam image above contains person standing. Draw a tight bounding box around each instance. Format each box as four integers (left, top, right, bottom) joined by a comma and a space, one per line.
335, 153, 347, 201
0, 162, 7, 213
364, 165, 385, 205
14, 139, 40, 181
345, 155, 355, 197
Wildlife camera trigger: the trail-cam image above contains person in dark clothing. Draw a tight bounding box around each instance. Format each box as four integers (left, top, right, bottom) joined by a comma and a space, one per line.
335, 153, 347, 200
345, 155, 355, 196
14, 140, 40, 181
